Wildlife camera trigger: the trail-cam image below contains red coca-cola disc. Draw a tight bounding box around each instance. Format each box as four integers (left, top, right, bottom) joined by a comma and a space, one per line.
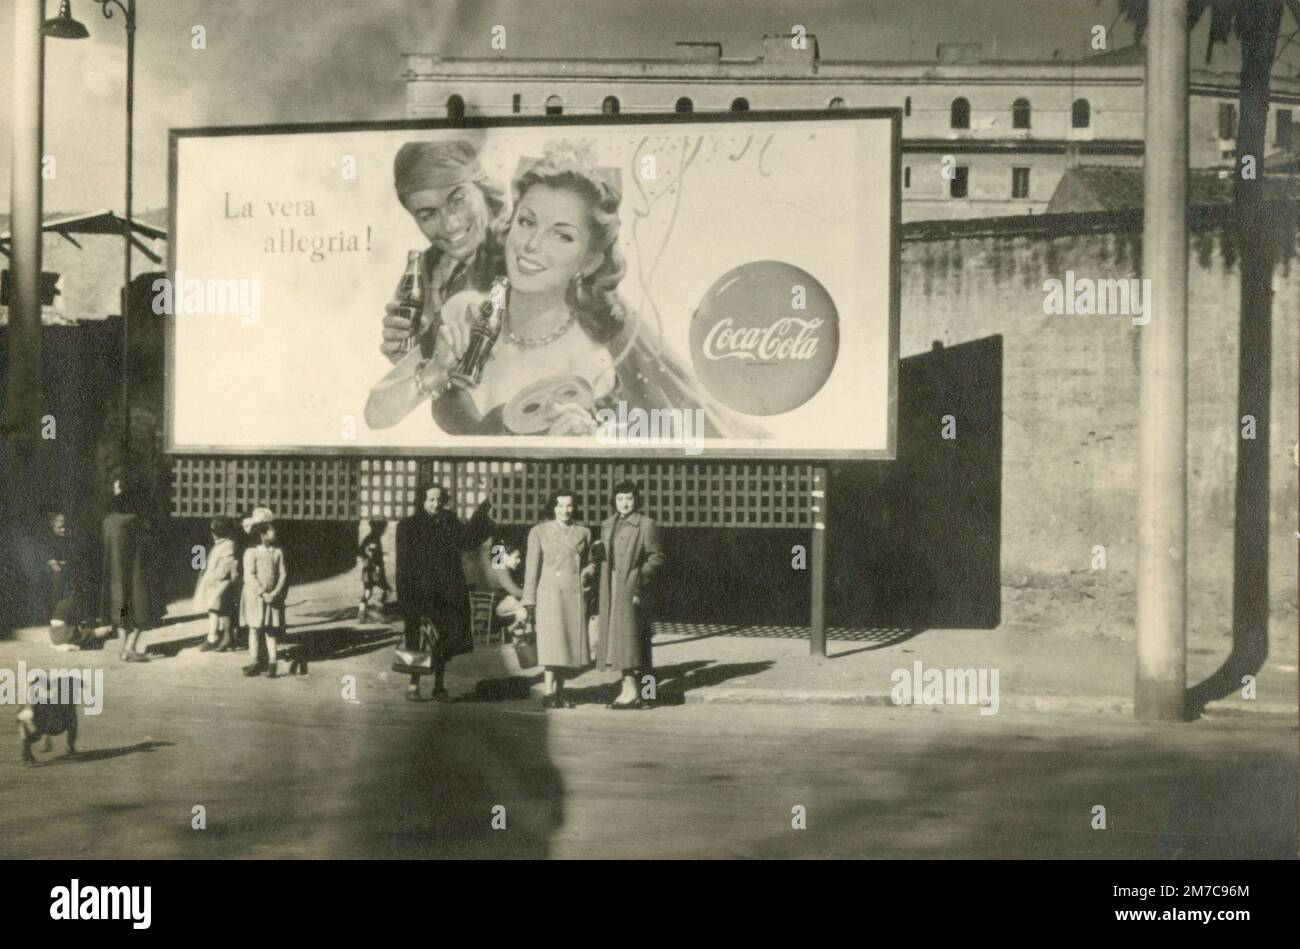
689, 261, 839, 416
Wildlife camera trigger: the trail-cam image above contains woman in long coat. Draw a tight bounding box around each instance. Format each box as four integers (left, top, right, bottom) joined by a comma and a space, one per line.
99, 490, 152, 662
396, 484, 493, 701
597, 481, 665, 709
522, 491, 594, 709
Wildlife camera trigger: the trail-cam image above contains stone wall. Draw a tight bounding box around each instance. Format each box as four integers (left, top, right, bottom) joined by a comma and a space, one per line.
893, 208, 1299, 639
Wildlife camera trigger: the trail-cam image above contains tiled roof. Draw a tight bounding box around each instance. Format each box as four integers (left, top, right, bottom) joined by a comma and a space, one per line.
1048, 165, 1298, 212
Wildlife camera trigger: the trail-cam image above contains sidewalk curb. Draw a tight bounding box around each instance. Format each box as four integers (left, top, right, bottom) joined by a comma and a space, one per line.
516, 681, 1296, 720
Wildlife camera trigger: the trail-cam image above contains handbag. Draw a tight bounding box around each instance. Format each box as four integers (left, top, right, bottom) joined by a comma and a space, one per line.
392, 616, 438, 675
512, 614, 538, 669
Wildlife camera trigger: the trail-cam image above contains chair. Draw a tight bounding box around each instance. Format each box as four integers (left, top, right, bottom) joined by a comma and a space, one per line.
468, 590, 505, 645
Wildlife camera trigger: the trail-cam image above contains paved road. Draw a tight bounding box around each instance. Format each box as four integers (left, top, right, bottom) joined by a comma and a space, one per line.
1, 639, 1295, 859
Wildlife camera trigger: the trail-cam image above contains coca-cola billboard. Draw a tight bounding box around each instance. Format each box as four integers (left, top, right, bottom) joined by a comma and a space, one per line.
168, 111, 897, 459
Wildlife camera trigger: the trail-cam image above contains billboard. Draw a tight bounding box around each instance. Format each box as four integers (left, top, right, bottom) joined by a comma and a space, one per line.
167, 111, 898, 459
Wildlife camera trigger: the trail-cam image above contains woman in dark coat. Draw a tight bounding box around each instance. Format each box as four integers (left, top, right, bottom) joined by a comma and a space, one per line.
396, 484, 493, 701
99, 490, 152, 662
597, 481, 665, 709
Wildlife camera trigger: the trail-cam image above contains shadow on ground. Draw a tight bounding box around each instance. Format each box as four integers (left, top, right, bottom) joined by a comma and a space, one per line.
32, 740, 175, 767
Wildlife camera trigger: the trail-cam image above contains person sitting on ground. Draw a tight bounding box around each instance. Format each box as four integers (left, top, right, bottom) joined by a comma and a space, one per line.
484, 541, 528, 635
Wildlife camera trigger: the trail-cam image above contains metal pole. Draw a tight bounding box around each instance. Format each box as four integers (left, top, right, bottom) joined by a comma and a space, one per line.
119, 0, 136, 469
4, 0, 45, 517
1135, 1, 1189, 721
810, 466, 827, 657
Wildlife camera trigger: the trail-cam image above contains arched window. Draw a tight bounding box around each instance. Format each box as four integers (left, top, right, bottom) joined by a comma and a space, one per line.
602, 95, 620, 115
1072, 98, 1090, 129
675, 97, 693, 113
545, 95, 564, 115
731, 97, 750, 112
446, 94, 465, 121
950, 97, 970, 129
828, 96, 846, 110
1012, 97, 1031, 129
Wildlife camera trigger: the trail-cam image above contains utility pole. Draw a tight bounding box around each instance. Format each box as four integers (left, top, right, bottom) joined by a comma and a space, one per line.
1135, 1, 1189, 721
4, 0, 46, 520
809, 466, 827, 657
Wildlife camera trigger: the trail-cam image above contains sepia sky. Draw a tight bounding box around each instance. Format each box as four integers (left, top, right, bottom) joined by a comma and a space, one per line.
0, 0, 1291, 213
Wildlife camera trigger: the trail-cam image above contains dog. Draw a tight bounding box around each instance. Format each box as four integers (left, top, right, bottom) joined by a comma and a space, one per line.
17, 675, 80, 767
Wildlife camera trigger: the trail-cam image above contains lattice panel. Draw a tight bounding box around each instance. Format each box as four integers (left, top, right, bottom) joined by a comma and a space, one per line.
357, 458, 457, 520
170, 458, 357, 520
457, 461, 816, 528
173, 457, 815, 528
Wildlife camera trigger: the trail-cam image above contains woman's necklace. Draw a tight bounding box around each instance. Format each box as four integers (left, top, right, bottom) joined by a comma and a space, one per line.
505, 306, 576, 349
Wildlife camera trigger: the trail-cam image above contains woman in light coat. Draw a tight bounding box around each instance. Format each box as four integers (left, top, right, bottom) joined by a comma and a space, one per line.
522, 490, 594, 708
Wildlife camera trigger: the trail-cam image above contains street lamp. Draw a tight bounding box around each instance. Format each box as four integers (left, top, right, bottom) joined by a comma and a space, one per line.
42, 0, 137, 469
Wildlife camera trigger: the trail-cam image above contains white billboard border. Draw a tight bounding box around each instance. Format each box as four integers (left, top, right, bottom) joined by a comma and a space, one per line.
165, 108, 900, 462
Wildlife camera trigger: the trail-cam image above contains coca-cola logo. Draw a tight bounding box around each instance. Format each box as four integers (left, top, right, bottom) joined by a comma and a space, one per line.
702, 316, 825, 363
690, 261, 839, 416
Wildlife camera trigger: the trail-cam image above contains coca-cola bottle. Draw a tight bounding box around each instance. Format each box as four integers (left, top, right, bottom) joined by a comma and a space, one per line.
393, 250, 426, 353
365, 277, 509, 431
451, 276, 509, 386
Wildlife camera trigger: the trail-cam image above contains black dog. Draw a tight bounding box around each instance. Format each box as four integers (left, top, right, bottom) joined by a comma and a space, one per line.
17, 676, 79, 767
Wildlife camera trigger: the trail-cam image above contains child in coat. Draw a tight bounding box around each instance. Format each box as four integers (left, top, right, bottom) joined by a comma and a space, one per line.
194, 517, 240, 652
241, 520, 288, 678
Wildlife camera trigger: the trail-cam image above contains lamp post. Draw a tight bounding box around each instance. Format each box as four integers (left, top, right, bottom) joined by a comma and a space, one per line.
3, 0, 47, 522
42, 0, 136, 470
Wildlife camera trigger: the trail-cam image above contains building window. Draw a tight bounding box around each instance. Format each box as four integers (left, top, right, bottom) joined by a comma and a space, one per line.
904, 166, 911, 189
1012, 167, 1030, 199
904, 96, 912, 117
828, 96, 846, 110
950, 165, 969, 198
545, 95, 563, 115
602, 95, 620, 115
1012, 98, 1031, 129
950, 97, 970, 129
1218, 102, 1237, 139
446, 95, 465, 121
512, 93, 522, 114
675, 97, 693, 113
1072, 98, 1090, 129
731, 97, 750, 111
1277, 109, 1294, 149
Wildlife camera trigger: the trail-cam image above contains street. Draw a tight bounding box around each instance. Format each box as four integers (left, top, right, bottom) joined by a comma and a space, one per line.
1, 632, 1294, 859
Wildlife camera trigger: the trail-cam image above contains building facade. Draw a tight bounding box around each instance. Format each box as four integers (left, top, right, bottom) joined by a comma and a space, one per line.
403, 35, 1300, 221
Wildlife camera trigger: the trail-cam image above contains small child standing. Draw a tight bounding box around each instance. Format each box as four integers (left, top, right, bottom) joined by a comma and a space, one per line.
194, 517, 240, 652
241, 520, 288, 678
356, 520, 390, 623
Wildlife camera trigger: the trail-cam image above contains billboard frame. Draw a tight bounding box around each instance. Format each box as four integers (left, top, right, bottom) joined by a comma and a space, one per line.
166, 108, 900, 461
